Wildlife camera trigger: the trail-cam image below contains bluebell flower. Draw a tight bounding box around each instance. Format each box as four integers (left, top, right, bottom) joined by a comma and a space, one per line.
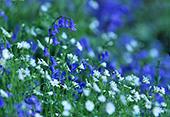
5, 0, 12, 7
58, 16, 65, 28
27, 39, 38, 53
155, 93, 164, 104
11, 25, 20, 42
53, 24, 59, 33
50, 56, 57, 66
52, 37, 59, 46
0, 96, 4, 108
44, 47, 50, 57
0, 11, 8, 21
25, 95, 38, 105
6, 41, 11, 49
69, 19, 76, 31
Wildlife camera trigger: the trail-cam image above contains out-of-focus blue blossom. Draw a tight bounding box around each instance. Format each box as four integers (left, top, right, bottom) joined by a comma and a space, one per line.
44, 47, 50, 57
12, 25, 20, 42
5, 0, 12, 7
0, 96, 4, 108
27, 39, 38, 53
0, 11, 8, 21
88, 0, 129, 32
16, 95, 42, 117
6, 41, 11, 49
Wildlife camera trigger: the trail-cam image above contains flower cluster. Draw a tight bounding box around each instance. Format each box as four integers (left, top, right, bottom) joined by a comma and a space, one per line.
0, 0, 170, 116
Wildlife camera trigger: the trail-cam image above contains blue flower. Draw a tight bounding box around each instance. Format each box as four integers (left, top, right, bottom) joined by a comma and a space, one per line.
44, 47, 50, 57
0, 96, 4, 108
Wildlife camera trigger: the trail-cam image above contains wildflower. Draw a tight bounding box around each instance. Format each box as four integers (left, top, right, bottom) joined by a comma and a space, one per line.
106, 102, 115, 115
133, 105, 140, 116
98, 95, 106, 102
0, 89, 8, 98
17, 41, 31, 49
83, 88, 91, 96
67, 53, 78, 63
0, 97, 4, 108
88, 0, 99, 10
152, 106, 163, 117
93, 70, 101, 78
40, 2, 51, 12
85, 100, 95, 112
50, 79, 60, 87
62, 100, 72, 111
103, 69, 110, 76
76, 42, 83, 51
145, 100, 152, 109
61, 32, 67, 39
125, 75, 140, 86
18, 68, 30, 80
101, 62, 107, 67
44, 47, 50, 57
93, 82, 101, 93
2, 48, 13, 60
120, 95, 127, 105
79, 63, 85, 70
69, 19, 76, 31
30, 58, 36, 67
101, 75, 107, 82
52, 37, 59, 46
62, 110, 70, 116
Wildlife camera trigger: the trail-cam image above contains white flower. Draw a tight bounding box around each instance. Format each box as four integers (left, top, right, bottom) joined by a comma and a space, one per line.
62, 110, 70, 116
126, 75, 140, 86
47, 91, 53, 96
101, 62, 107, 67
133, 105, 140, 115
30, 58, 36, 67
89, 0, 99, 10
2, 49, 13, 60
142, 76, 150, 84
85, 100, 95, 112
120, 95, 127, 105
150, 48, 158, 58
79, 63, 85, 70
61, 32, 67, 39
18, 68, 30, 80
101, 75, 107, 82
127, 95, 134, 102
98, 95, 106, 102
0, 89, 8, 98
62, 100, 72, 111
93, 82, 101, 93
40, 2, 51, 12
76, 42, 83, 51
70, 38, 76, 44
104, 69, 110, 76
110, 81, 119, 92
34, 113, 43, 117
93, 70, 101, 78
67, 54, 78, 63
152, 106, 163, 117
134, 91, 141, 102
17, 41, 30, 49
145, 101, 152, 109
83, 88, 91, 96
25, 68, 30, 76
50, 79, 60, 87
45, 37, 53, 44
62, 45, 67, 49
106, 102, 115, 115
